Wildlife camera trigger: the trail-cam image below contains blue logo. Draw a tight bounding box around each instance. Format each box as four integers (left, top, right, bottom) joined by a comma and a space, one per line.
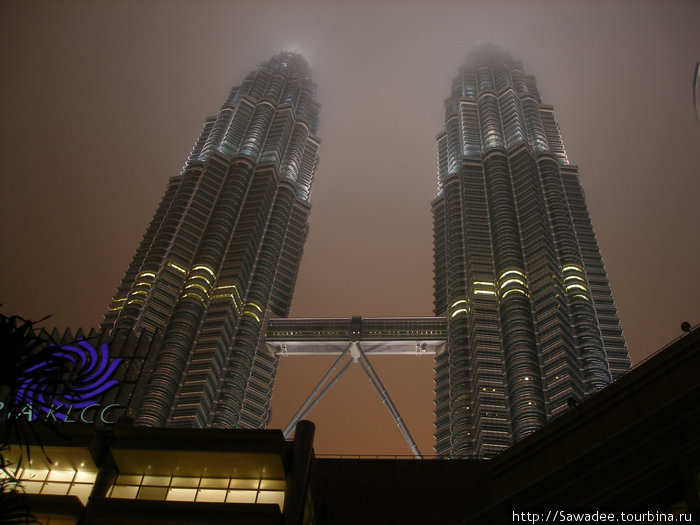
13, 339, 123, 422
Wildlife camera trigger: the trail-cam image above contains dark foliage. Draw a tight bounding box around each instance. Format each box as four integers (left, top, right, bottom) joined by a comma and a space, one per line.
0, 311, 77, 525
0, 455, 39, 525
0, 313, 77, 457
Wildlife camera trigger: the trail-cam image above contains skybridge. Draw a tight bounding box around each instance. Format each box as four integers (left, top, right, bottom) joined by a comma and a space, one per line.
265, 316, 447, 458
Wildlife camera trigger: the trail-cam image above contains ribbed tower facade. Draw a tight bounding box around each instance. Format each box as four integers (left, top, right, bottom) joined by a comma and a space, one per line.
433, 46, 630, 458
100, 52, 320, 429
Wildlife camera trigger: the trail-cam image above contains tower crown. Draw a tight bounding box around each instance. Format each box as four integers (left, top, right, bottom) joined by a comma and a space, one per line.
437, 45, 567, 194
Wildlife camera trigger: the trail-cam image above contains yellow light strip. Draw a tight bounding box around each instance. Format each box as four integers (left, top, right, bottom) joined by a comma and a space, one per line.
499, 278, 527, 290
573, 294, 590, 302
473, 281, 495, 287
566, 283, 588, 292
184, 283, 210, 294
242, 310, 261, 323
564, 275, 585, 282
499, 269, 526, 280
246, 302, 263, 314
181, 292, 207, 305
474, 290, 496, 296
562, 265, 583, 274
451, 299, 467, 309
192, 265, 216, 278
168, 262, 187, 274
500, 288, 528, 300
189, 274, 213, 285
211, 282, 244, 312
451, 308, 468, 318
138, 272, 156, 279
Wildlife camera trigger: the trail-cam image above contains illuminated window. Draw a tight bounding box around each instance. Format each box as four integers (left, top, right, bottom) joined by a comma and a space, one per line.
108, 473, 286, 509
1, 467, 97, 505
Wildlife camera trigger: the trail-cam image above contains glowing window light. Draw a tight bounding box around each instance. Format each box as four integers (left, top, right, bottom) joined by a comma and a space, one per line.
246, 302, 263, 313
564, 275, 585, 282
242, 311, 262, 323
474, 290, 496, 296
565, 284, 588, 292
499, 269, 526, 280
257, 491, 285, 507
184, 283, 210, 295
227, 490, 257, 503
500, 288, 528, 300
138, 272, 156, 279
561, 265, 584, 274
189, 274, 213, 285
189, 276, 212, 287
109, 299, 126, 310
451, 308, 468, 318
499, 278, 527, 290
126, 298, 144, 306
191, 265, 216, 279
451, 299, 467, 309
213, 284, 242, 306
180, 292, 207, 305
168, 262, 187, 274
212, 293, 238, 307
5, 468, 97, 504
196, 489, 227, 502
473, 281, 495, 287
167, 488, 197, 501
573, 294, 590, 302
134, 281, 152, 289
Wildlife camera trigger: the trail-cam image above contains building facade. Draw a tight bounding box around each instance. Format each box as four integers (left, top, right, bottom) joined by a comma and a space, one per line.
100, 52, 320, 431
8, 328, 697, 524
432, 46, 630, 458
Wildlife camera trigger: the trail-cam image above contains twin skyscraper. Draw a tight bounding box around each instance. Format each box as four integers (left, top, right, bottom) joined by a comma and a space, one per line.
432, 46, 629, 457
100, 47, 630, 458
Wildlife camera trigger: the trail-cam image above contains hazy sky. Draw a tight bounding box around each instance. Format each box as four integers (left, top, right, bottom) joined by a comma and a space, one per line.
1, 0, 698, 456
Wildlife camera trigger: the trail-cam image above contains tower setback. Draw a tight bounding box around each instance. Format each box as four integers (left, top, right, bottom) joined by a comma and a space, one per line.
101, 52, 320, 430
433, 46, 630, 458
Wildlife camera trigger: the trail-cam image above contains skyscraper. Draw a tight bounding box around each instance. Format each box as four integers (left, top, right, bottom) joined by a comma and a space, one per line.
100, 52, 320, 430
432, 46, 630, 458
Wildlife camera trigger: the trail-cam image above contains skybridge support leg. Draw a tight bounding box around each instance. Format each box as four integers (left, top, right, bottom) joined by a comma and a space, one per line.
351, 342, 423, 459
283, 345, 352, 438
285, 359, 353, 437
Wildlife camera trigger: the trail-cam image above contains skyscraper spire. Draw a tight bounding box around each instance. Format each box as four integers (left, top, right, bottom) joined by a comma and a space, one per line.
433, 46, 630, 458
101, 52, 320, 430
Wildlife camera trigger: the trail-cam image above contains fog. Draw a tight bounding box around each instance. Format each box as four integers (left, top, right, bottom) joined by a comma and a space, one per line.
2, 0, 698, 454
